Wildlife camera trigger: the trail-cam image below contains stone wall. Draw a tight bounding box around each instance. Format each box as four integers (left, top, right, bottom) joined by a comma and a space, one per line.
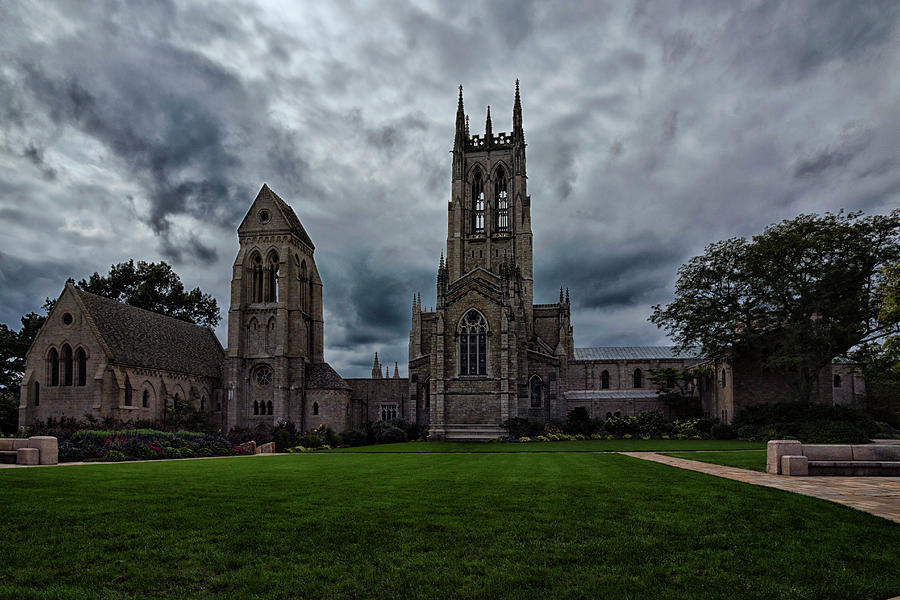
304, 388, 351, 432
345, 378, 410, 426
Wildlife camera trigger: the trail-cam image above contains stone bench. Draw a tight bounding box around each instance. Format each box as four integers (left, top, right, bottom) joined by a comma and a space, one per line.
0, 437, 59, 465
767, 440, 900, 476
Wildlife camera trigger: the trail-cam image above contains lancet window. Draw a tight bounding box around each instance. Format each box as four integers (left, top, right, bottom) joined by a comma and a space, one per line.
459, 310, 487, 376
471, 168, 484, 233
495, 166, 508, 231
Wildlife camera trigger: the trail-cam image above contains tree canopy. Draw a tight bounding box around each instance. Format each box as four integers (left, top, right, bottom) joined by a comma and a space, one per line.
650, 210, 900, 401
47, 260, 221, 329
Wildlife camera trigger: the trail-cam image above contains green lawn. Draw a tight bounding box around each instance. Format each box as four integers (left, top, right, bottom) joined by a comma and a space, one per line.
329, 439, 766, 452
2, 453, 898, 600
661, 450, 768, 472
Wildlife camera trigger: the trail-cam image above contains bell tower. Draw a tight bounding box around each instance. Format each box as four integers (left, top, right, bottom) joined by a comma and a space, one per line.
225, 184, 324, 430
445, 81, 533, 310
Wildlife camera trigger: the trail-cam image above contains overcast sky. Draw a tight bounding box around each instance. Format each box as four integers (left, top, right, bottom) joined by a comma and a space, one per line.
1, 1, 899, 377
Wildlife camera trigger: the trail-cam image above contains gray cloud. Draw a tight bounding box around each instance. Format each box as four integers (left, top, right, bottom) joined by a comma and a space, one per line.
1, 0, 899, 376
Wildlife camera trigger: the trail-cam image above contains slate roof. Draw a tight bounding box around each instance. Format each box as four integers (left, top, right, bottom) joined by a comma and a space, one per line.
73, 286, 224, 378
573, 346, 697, 361
305, 362, 351, 390
565, 390, 662, 400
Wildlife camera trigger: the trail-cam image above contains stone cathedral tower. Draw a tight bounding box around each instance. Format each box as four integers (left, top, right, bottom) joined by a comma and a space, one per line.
225, 184, 349, 432
409, 83, 574, 440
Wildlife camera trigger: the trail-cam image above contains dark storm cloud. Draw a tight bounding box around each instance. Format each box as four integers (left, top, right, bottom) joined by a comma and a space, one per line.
2, 0, 899, 376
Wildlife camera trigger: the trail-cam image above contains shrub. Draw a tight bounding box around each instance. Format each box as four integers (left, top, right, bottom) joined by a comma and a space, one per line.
341, 428, 369, 447
105, 450, 127, 462
710, 423, 738, 440
604, 415, 639, 437
375, 425, 407, 444
732, 402, 878, 443
636, 410, 666, 438
502, 417, 544, 439
566, 408, 592, 435
298, 433, 323, 448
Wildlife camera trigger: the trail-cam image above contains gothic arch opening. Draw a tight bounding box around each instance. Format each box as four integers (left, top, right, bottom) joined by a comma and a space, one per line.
633, 368, 643, 389
247, 250, 264, 303
601, 369, 610, 389
265, 251, 279, 303
495, 164, 508, 231
61, 344, 73, 386
471, 167, 484, 233
75, 347, 87, 386
47, 347, 59, 386
458, 309, 487, 376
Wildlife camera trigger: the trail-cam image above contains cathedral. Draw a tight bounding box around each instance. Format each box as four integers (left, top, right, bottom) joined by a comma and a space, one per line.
18, 83, 863, 439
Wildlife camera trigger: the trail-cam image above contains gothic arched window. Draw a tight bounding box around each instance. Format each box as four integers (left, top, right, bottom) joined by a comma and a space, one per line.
249, 252, 264, 303
833, 374, 842, 388
266, 252, 279, 302
299, 260, 308, 311
267, 400, 273, 415
721, 369, 727, 388
471, 168, 484, 233
530, 375, 543, 408
142, 389, 150, 408
633, 368, 643, 389
253, 400, 259, 415
459, 309, 487, 375
48, 348, 59, 386
601, 369, 610, 389
313, 401, 319, 416
61, 344, 73, 386
495, 165, 508, 231
33, 381, 39, 407
75, 348, 87, 386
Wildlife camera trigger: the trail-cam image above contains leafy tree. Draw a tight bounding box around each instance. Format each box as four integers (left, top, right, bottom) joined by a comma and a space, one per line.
648, 367, 701, 418
45, 260, 220, 329
651, 210, 900, 403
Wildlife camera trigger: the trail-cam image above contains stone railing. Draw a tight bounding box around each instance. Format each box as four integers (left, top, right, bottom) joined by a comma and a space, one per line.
0, 436, 58, 466
767, 440, 900, 476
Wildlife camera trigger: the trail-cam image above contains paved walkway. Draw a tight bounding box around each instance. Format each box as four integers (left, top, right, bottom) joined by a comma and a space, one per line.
620, 452, 900, 524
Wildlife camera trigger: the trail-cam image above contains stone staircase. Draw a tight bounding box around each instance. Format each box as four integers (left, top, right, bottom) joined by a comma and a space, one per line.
442, 423, 506, 442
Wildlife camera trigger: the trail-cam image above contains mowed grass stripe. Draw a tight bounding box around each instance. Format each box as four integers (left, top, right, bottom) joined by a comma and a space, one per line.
1, 453, 897, 600
328, 439, 766, 453
660, 450, 769, 472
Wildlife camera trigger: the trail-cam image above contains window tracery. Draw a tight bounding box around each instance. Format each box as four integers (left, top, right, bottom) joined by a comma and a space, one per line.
495, 165, 508, 231
471, 168, 484, 233
459, 310, 487, 375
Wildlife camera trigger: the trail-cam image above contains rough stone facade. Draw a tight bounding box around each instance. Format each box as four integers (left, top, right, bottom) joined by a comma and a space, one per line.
19, 283, 224, 428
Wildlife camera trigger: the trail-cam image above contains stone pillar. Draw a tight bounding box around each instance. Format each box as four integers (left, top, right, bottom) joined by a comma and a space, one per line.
28, 436, 58, 465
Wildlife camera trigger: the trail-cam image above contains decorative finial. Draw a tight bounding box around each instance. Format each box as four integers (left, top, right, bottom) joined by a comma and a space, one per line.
560, 286, 564, 303
565, 287, 570, 303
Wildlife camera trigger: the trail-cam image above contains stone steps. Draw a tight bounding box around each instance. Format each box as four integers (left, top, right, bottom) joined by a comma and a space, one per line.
442, 423, 506, 442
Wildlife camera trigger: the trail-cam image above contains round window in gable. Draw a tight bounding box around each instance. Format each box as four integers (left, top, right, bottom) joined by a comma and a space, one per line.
258, 209, 271, 224
62, 313, 73, 326
254, 365, 273, 386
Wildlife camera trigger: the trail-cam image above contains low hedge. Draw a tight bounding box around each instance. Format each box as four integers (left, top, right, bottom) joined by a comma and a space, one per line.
58, 429, 247, 462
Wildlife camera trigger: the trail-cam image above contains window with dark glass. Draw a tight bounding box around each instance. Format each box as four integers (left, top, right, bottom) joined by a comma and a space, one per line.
75, 348, 86, 386
459, 310, 487, 375
471, 168, 484, 233
530, 375, 542, 408
601, 369, 610, 389
833, 374, 841, 388
633, 368, 642, 389
495, 166, 508, 231
62, 344, 73, 386
48, 348, 59, 386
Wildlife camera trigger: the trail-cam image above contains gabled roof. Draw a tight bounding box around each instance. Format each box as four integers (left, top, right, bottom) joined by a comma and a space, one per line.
239, 184, 315, 250
305, 362, 351, 390
573, 346, 697, 361
71, 285, 224, 378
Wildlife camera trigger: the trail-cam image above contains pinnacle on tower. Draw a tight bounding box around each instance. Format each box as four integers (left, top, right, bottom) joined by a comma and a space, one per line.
513, 79, 523, 136
372, 352, 382, 378
485, 105, 493, 142
393, 362, 399, 378
385, 366, 390, 378
465, 114, 470, 137
454, 85, 466, 149
560, 286, 564, 303
566, 287, 570, 304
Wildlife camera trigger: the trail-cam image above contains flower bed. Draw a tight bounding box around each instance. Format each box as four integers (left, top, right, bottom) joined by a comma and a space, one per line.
57, 429, 248, 462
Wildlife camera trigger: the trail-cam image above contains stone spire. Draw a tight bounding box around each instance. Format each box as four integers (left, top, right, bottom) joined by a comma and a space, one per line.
513, 79, 523, 138
393, 362, 399, 378
385, 365, 390, 378
485, 105, 493, 143
559, 286, 564, 303
454, 85, 466, 150
371, 352, 382, 379
565, 287, 570, 304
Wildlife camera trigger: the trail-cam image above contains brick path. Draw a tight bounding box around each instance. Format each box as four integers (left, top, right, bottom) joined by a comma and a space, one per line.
620, 451, 900, 524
